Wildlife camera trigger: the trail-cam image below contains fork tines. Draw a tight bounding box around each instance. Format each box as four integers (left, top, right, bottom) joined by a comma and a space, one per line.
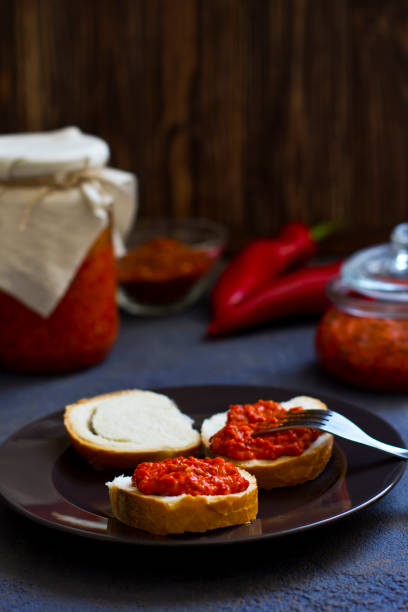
280, 409, 329, 421
253, 409, 330, 436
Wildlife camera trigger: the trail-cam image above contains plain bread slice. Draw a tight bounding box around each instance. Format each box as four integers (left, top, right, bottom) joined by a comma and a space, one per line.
64, 389, 201, 468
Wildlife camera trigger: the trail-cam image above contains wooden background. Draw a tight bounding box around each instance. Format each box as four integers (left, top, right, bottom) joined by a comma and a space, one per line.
1, 0, 408, 254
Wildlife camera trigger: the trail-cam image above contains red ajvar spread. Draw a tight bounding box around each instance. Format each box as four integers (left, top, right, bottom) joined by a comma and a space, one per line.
117, 237, 212, 304
0, 227, 117, 373
210, 400, 320, 461
316, 306, 408, 392
132, 456, 249, 497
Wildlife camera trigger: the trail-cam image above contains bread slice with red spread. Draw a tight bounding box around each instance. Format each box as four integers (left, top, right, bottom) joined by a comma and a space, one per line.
106, 457, 258, 535
201, 396, 334, 489
64, 389, 201, 468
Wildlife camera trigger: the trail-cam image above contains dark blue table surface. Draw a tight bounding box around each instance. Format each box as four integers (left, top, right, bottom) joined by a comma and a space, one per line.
0, 303, 407, 612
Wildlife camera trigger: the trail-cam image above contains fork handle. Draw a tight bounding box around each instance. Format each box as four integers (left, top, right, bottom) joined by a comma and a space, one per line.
360, 436, 408, 459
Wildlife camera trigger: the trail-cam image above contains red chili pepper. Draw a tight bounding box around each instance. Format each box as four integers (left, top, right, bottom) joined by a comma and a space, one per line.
211, 221, 336, 317
207, 260, 343, 337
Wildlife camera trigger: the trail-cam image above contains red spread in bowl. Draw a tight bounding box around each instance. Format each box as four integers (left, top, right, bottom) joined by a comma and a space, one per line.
210, 400, 321, 461
117, 237, 213, 304
132, 456, 249, 496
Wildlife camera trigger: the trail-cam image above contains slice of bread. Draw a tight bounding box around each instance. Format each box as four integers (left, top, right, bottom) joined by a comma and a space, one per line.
106, 468, 258, 535
64, 389, 201, 468
201, 396, 334, 489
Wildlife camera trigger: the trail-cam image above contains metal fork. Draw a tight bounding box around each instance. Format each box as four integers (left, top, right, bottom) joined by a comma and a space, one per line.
253, 409, 408, 459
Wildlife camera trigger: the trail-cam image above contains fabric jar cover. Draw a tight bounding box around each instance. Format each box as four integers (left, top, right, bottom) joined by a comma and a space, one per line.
0, 126, 137, 317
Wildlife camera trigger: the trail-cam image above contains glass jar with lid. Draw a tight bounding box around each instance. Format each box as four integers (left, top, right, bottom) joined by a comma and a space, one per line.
0, 127, 136, 373
316, 223, 408, 391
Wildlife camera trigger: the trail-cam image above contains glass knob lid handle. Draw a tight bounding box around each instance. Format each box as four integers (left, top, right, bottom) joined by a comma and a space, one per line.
391, 223, 408, 273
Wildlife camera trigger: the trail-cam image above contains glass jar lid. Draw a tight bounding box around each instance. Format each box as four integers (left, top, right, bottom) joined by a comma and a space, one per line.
327, 223, 408, 319
341, 223, 408, 302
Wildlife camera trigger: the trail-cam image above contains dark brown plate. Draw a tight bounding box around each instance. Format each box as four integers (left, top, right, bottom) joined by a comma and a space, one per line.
0, 385, 405, 547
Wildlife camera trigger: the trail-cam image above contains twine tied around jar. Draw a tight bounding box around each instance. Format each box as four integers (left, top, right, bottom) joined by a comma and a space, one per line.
0, 163, 128, 230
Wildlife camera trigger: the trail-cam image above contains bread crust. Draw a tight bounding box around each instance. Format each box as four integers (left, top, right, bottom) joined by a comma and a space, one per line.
201, 396, 334, 489
107, 470, 258, 535
64, 389, 201, 469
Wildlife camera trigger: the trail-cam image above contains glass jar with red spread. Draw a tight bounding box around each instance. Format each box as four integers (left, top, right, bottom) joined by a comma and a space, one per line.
0, 127, 136, 373
316, 223, 408, 391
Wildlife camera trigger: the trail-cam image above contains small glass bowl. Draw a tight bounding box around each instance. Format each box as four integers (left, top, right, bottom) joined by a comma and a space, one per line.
116, 217, 227, 315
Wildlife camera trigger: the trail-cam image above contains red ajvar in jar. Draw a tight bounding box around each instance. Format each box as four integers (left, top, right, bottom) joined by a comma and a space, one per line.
316, 306, 408, 392
0, 127, 136, 373
316, 223, 408, 392
0, 226, 118, 373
